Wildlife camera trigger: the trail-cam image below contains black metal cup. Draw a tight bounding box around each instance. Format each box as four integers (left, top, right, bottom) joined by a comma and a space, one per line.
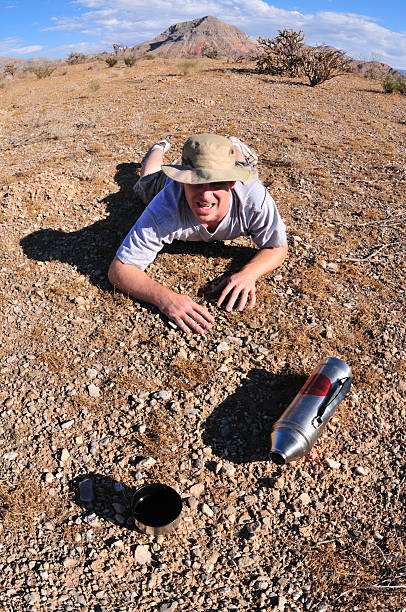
131, 483, 182, 536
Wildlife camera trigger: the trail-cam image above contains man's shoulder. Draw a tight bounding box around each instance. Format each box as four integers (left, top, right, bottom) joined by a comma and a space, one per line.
146, 178, 184, 222
233, 178, 268, 209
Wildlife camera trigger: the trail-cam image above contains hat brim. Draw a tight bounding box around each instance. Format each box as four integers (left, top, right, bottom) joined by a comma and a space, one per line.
161, 163, 253, 185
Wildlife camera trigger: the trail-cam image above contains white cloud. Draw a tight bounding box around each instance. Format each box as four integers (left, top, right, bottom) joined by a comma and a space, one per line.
0, 38, 44, 56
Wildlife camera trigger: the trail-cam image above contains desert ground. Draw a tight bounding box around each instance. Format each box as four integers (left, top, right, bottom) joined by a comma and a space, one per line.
0, 57, 405, 611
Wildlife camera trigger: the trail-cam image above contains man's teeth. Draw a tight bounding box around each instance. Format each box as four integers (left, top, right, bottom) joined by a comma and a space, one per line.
200, 203, 214, 208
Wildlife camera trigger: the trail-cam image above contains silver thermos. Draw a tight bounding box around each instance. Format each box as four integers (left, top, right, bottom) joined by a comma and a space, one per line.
270, 357, 352, 465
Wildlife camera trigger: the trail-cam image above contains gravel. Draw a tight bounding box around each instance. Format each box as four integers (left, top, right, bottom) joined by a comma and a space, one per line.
0, 57, 404, 611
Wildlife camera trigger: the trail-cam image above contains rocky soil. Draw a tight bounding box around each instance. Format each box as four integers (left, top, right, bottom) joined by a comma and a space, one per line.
0, 58, 405, 611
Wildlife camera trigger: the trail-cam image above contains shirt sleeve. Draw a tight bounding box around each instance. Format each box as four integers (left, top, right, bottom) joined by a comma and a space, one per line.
246, 185, 287, 249
115, 206, 165, 270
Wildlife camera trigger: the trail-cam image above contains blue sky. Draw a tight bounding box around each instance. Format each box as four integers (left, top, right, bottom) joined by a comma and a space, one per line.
1, 0, 406, 69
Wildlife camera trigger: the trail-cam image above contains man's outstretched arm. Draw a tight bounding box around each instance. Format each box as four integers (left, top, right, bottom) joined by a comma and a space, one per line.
208, 242, 288, 312
108, 257, 215, 334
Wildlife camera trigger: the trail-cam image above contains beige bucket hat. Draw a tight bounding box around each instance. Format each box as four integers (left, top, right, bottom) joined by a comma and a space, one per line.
161, 134, 253, 185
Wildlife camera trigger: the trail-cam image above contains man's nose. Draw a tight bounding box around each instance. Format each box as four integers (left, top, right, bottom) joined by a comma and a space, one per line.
197, 184, 214, 197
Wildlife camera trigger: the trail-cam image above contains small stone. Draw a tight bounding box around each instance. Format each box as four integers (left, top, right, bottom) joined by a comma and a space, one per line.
137, 457, 156, 469
153, 390, 172, 401
113, 502, 126, 514
44, 472, 54, 483
61, 419, 74, 430
134, 544, 151, 564
189, 483, 204, 498
326, 262, 338, 272
176, 348, 188, 359
316, 601, 328, 612
217, 342, 230, 352
60, 448, 70, 462
221, 462, 236, 477
201, 503, 214, 518
3, 451, 18, 460
355, 465, 368, 475
325, 458, 341, 469
187, 496, 198, 510
237, 556, 254, 568
75, 296, 86, 305
87, 384, 100, 398
63, 557, 77, 569
79, 478, 94, 503
25, 592, 40, 605
259, 581, 270, 591
86, 368, 98, 380
298, 492, 311, 505
159, 603, 178, 612
278, 595, 288, 611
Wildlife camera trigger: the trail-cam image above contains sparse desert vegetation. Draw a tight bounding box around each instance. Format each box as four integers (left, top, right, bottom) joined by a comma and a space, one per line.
0, 56, 405, 610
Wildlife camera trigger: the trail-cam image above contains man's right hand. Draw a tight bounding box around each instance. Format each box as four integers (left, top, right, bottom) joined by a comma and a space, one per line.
158, 293, 214, 334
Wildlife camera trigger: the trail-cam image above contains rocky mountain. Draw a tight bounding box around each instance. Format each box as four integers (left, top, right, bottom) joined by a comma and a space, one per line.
128, 15, 259, 59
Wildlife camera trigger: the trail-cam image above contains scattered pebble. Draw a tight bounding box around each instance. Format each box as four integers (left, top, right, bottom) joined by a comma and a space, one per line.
134, 545, 151, 565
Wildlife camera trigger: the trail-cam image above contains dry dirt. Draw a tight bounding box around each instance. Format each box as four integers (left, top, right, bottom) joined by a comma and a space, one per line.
0, 57, 405, 611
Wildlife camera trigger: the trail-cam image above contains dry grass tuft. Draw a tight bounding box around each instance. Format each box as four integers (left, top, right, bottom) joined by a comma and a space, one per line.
306, 531, 406, 608
0, 474, 46, 531
299, 265, 330, 297
168, 356, 217, 390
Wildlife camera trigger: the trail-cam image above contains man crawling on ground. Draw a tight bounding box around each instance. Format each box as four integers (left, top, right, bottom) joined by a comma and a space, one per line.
108, 133, 288, 334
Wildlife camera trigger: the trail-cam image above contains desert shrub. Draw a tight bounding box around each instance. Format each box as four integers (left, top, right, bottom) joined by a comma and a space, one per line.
257, 30, 349, 86
4, 63, 17, 77
67, 52, 85, 65
204, 49, 218, 59
33, 66, 56, 79
257, 29, 305, 76
124, 56, 136, 67
178, 59, 198, 75
105, 57, 118, 67
0, 81, 5, 89
383, 75, 406, 95
300, 45, 350, 86
112, 43, 127, 55
89, 80, 100, 92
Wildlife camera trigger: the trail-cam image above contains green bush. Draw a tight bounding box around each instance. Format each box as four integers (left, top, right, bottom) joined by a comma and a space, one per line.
124, 56, 136, 67
105, 57, 118, 67
383, 75, 406, 94
33, 66, 56, 79
178, 59, 198, 75
204, 49, 218, 59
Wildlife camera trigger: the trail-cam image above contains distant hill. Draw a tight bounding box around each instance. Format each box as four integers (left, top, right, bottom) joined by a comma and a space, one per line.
0, 56, 62, 71
128, 15, 259, 59
348, 59, 404, 80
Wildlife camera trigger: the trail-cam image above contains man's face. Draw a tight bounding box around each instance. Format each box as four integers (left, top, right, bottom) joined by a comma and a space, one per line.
182, 181, 235, 231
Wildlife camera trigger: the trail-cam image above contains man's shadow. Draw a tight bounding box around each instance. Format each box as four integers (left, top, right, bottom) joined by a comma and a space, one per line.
20, 163, 259, 291
20, 163, 145, 289
202, 367, 307, 465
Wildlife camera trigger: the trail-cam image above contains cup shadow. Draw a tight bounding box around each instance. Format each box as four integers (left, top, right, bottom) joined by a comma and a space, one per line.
202, 367, 307, 464
68, 472, 138, 531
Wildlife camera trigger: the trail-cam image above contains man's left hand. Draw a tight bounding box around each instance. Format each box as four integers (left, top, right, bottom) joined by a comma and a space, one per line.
207, 272, 256, 312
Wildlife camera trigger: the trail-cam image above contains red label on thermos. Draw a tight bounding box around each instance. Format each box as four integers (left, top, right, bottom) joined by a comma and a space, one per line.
300, 372, 331, 397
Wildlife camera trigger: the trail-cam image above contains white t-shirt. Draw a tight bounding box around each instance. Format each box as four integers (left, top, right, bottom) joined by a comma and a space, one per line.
116, 178, 287, 270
